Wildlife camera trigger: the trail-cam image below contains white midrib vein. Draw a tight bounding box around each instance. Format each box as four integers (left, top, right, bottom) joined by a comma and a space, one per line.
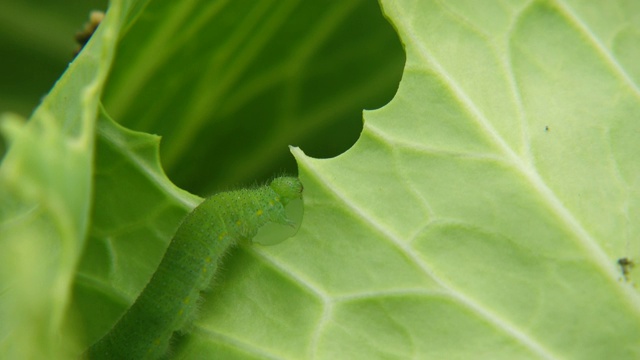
297, 1, 640, 359
393, 0, 640, 351
398, 0, 640, 304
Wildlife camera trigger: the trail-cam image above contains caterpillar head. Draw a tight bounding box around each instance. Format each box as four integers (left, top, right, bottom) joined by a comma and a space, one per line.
270, 177, 303, 206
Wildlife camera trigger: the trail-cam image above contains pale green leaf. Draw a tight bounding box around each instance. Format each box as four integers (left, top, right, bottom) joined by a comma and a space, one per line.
0, 1, 124, 357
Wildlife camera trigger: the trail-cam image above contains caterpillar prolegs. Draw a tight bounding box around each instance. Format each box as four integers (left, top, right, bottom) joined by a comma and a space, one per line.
85, 176, 303, 359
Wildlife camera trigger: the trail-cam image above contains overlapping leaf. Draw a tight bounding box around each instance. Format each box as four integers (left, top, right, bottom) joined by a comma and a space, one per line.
0, 1, 124, 357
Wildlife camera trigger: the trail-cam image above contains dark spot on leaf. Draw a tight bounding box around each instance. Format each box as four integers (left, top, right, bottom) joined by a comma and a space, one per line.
618, 257, 634, 280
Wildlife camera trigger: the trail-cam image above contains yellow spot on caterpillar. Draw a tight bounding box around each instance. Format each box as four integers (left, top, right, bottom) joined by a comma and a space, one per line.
205, 256, 212, 263
177, 300, 189, 316
256, 209, 263, 216
218, 232, 227, 241
236, 220, 242, 226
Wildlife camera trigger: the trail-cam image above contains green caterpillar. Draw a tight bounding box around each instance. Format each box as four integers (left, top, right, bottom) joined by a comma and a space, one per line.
85, 176, 303, 359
